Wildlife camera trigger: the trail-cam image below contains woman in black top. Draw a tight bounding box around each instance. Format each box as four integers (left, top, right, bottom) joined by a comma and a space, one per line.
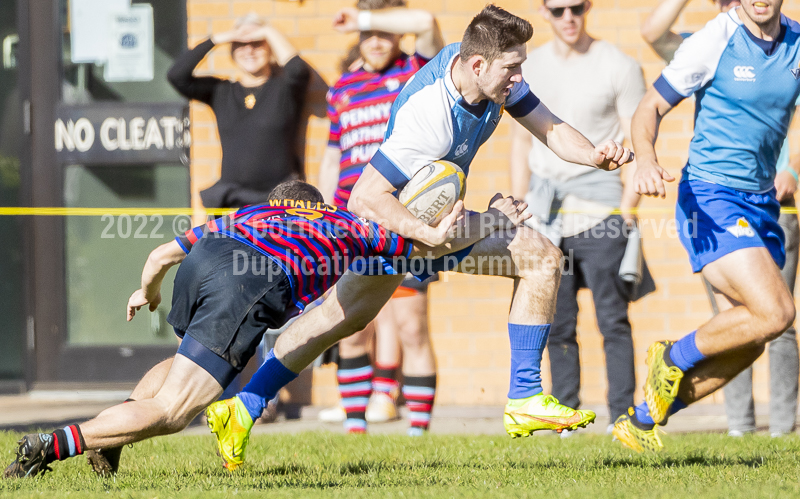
168, 14, 311, 208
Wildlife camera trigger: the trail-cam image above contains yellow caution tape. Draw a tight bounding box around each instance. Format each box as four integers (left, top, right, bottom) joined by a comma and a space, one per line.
0, 207, 233, 216
0, 206, 796, 216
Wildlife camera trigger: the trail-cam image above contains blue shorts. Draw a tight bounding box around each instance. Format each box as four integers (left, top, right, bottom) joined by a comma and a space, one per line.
676, 179, 785, 273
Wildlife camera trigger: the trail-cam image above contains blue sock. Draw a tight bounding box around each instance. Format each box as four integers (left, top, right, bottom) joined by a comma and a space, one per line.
507, 323, 550, 399
669, 331, 706, 372
634, 402, 655, 426
237, 392, 265, 422
238, 349, 298, 421
633, 398, 688, 426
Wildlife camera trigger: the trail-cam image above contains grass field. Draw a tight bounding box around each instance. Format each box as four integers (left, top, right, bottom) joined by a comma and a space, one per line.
1, 430, 799, 498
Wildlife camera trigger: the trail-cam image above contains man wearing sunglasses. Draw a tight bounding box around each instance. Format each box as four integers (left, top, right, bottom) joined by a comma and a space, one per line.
510, 0, 650, 437
641, 0, 800, 441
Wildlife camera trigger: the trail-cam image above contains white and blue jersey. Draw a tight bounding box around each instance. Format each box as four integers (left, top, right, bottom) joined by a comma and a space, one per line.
370, 43, 541, 189
655, 9, 800, 192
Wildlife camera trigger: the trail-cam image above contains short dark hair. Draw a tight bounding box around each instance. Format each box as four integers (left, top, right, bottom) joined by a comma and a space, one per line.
356, 0, 406, 9
460, 5, 533, 63
268, 180, 324, 204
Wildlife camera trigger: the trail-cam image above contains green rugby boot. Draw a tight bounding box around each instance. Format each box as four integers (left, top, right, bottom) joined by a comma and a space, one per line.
504, 393, 596, 438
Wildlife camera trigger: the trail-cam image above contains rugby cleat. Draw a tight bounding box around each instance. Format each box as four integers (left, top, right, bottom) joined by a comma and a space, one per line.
86, 447, 123, 477
612, 410, 664, 453
206, 396, 254, 471
3, 433, 54, 478
503, 393, 596, 438
644, 341, 684, 424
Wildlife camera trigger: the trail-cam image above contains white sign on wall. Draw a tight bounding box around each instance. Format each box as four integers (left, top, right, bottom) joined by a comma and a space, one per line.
105, 4, 154, 82
69, 0, 129, 63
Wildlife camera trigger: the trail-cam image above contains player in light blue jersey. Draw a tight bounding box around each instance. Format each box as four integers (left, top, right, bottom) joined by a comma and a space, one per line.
614, 0, 800, 452
643, 0, 800, 440
205, 5, 634, 464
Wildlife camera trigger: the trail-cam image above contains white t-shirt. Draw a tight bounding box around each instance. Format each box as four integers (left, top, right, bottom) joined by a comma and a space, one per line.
523, 40, 646, 237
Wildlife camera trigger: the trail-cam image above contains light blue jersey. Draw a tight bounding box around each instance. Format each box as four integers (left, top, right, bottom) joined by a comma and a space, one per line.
655, 9, 800, 192
371, 43, 540, 189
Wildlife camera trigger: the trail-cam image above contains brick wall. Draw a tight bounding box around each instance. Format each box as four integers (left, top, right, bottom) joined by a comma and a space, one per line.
186, 0, 800, 409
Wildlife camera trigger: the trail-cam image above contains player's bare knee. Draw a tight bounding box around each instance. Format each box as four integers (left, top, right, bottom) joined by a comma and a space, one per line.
764, 302, 795, 342
399, 326, 428, 353
753, 295, 795, 343
510, 227, 562, 276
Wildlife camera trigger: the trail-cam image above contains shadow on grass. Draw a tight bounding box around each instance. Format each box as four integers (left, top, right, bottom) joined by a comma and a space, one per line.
501, 454, 768, 470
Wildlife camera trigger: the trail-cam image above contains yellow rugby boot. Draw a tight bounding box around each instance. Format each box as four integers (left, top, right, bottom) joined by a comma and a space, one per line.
644, 341, 684, 424
504, 393, 596, 438
206, 396, 254, 470
612, 409, 664, 453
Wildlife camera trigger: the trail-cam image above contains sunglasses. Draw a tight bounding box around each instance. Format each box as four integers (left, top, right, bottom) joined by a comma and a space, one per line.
548, 2, 588, 18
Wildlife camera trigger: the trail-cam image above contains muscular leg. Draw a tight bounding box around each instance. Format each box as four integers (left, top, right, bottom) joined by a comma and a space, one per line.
453, 226, 563, 402
547, 253, 582, 411
719, 294, 758, 433
675, 247, 794, 404
128, 357, 174, 401
80, 355, 223, 449
374, 302, 402, 368
453, 225, 561, 324
274, 273, 405, 372
339, 324, 375, 360
390, 293, 435, 376
388, 291, 437, 433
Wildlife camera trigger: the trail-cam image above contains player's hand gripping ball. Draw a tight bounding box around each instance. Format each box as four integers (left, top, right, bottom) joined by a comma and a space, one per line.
398, 160, 466, 226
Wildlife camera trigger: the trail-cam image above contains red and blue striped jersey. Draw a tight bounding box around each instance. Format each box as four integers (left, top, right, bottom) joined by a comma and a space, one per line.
176, 200, 412, 310
327, 52, 429, 208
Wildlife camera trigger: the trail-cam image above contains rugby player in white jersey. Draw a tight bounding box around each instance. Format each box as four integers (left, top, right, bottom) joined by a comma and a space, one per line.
206, 4, 633, 469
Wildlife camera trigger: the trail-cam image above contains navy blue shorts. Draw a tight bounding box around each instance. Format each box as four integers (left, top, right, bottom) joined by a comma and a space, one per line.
168, 235, 294, 388
676, 179, 785, 273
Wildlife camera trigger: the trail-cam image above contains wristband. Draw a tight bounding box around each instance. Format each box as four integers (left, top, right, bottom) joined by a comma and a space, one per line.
789, 168, 799, 184
357, 11, 372, 31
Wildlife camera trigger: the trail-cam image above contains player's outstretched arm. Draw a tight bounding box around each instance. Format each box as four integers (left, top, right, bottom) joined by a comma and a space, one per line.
127, 240, 187, 321
333, 7, 444, 59
631, 87, 676, 198
515, 102, 633, 172
641, 0, 692, 62
509, 121, 533, 200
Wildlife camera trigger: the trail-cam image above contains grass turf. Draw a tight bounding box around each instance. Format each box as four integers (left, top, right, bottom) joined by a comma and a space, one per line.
1, 430, 799, 498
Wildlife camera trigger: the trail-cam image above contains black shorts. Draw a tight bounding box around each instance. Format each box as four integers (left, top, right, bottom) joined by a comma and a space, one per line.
168, 235, 293, 387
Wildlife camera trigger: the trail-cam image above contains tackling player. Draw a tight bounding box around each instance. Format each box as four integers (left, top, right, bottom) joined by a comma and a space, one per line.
207, 4, 632, 470
613, 0, 800, 452
2, 180, 485, 477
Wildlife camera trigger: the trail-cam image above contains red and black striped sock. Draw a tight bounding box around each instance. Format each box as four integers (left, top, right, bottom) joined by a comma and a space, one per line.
403, 375, 437, 433
338, 354, 372, 434
372, 363, 400, 399
47, 424, 86, 463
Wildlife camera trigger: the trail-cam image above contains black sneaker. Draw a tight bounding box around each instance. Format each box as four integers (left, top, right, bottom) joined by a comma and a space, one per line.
3, 433, 54, 478
86, 447, 122, 477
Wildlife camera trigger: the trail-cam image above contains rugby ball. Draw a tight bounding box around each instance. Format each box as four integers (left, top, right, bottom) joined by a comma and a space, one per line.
398, 160, 466, 226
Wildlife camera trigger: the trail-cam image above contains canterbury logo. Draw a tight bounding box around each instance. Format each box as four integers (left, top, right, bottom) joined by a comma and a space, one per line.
454, 140, 469, 158
791, 68, 800, 80
733, 66, 756, 81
